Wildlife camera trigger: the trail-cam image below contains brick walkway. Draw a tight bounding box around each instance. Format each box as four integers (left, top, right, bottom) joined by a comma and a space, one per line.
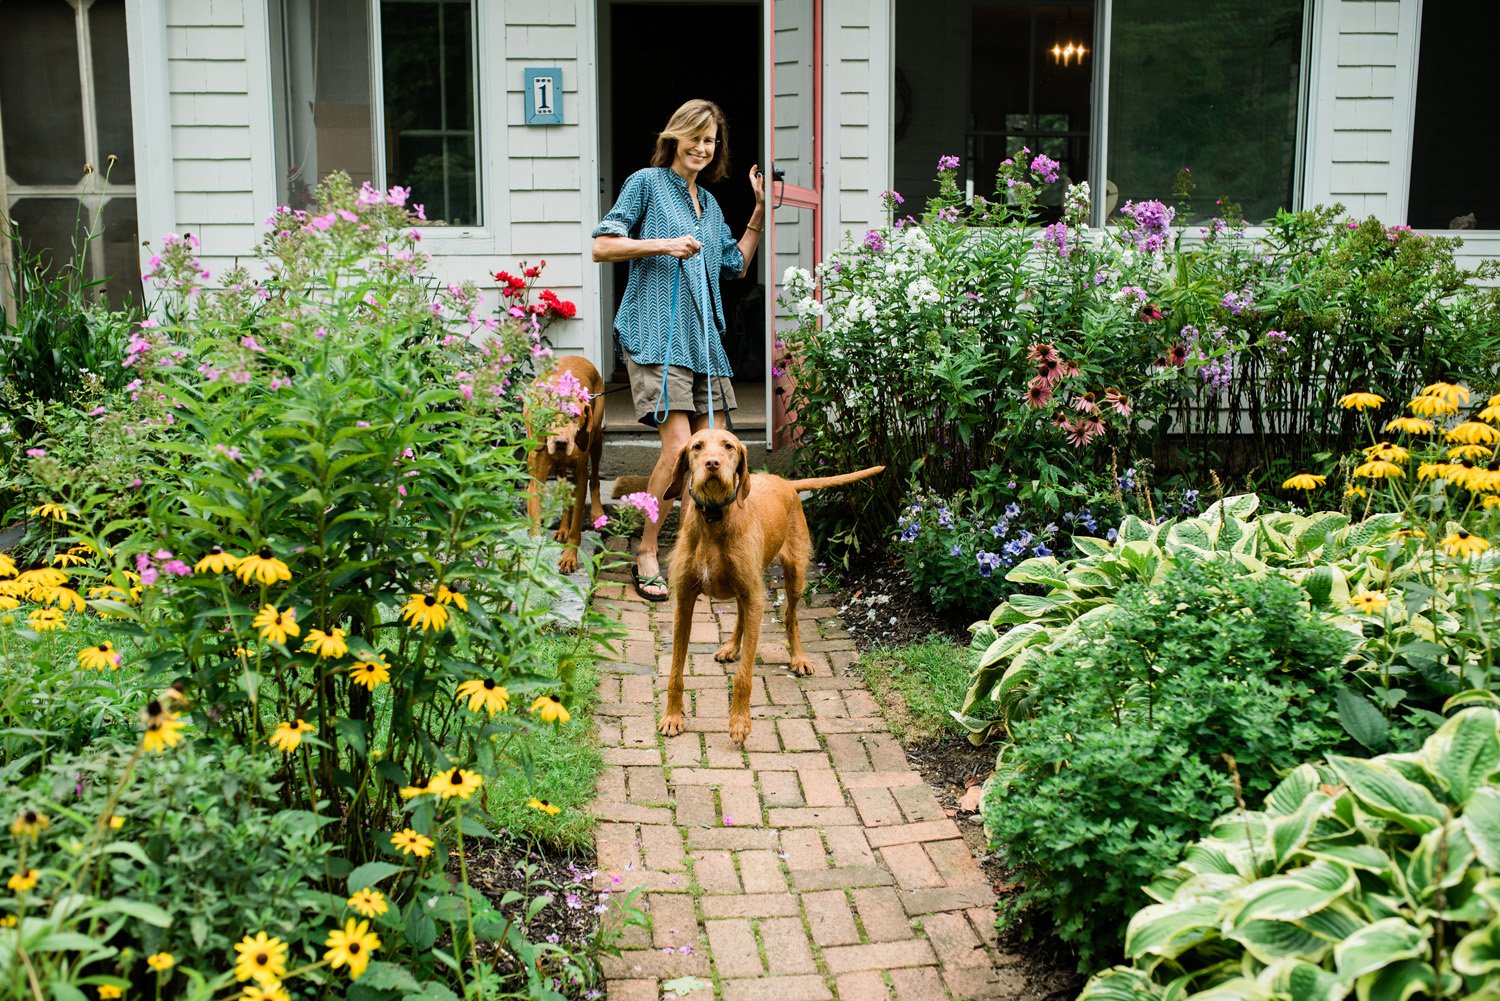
589, 554, 1017, 1000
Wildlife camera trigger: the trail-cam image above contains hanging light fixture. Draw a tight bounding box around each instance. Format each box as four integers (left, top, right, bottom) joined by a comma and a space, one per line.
1050, 9, 1088, 67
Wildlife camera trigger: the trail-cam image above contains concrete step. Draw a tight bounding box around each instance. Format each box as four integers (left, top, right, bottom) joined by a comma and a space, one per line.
598, 432, 772, 478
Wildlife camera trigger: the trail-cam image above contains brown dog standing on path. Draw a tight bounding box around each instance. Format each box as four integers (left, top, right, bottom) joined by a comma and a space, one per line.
659, 427, 884, 744
526, 355, 606, 575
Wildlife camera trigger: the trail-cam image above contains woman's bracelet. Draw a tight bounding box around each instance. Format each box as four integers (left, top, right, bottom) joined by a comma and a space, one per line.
745, 224, 762, 233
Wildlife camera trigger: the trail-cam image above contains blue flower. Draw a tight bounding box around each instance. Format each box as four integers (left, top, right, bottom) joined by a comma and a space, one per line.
1017, 530, 1034, 548
1033, 544, 1052, 558
1002, 539, 1027, 559
937, 507, 954, 528
900, 523, 919, 543
949, 544, 962, 557
989, 522, 1006, 538
1106, 527, 1119, 542
1004, 503, 1021, 519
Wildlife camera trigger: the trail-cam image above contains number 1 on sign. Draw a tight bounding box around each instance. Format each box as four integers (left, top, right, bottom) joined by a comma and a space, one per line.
534, 76, 553, 115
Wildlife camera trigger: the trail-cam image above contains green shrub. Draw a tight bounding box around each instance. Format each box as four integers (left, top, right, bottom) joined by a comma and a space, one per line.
982, 559, 1353, 968
1080, 707, 1500, 1000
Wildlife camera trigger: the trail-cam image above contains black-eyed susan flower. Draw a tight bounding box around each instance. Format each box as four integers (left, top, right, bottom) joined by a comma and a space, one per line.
400, 593, 448, 632
1364, 441, 1410, 463
1448, 421, 1500, 446
346, 888, 388, 918
26, 608, 66, 632
324, 917, 381, 979
1338, 392, 1385, 411
30, 503, 70, 522
51, 549, 86, 568
15, 567, 66, 593
1352, 459, 1403, 480
107, 815, 125, 829
349, 658, 390, 690
145, 952, 174, 972
1348, 590, 1390, 614
10, 809, 48, 839
1448, 445, 1494, 463
7, 869, 38, 892
527, 797, 561, 816
233, 931, 289, 985
399, 782, 431, 799
195, 547, 241, 574
0, 915, 15, 928
1409, 394, 1459, 419
251, 604, 299, 646
240, 983, 291, 1001
303, 627, 348, 660
141, 701, 186, 753
456, 678, 510, 716
235, 547, 292, 586
37, 585, 86, 613
1442, 530, 1491, 559
78, 642, 119, 671
435, 585, 468, 611
530, 695, 571, 724
1421, 382, 1470, 406
429, 768, 483, 800
1385, 416, 1435, 435
1479, 396, 1500, 424
390, 828, 434, 857
97, 987, 122, 1000
1281, 473, 1325, 490
0, 554, 14, 578
268, 719, 314, 753
1345, 484, 1368, 499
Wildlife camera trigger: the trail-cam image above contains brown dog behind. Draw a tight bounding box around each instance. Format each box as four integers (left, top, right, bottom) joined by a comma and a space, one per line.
526, 355, 606, 574
660, 428, 884, 744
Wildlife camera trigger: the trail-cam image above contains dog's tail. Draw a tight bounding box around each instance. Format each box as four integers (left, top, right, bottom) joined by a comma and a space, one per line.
786, 466, 886, 492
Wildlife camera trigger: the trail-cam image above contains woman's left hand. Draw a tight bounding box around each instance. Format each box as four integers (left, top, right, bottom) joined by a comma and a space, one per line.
749, 164, 765, 206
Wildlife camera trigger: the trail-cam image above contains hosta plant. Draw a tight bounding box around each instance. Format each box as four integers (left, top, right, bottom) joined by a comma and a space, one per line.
1079, 706, 1500, 1001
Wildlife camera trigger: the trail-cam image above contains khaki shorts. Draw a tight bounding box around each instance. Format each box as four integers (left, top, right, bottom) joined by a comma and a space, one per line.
623, 352, 738, 428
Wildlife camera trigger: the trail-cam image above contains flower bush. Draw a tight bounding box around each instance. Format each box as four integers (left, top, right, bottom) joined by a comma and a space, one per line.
0, 174, 637, 998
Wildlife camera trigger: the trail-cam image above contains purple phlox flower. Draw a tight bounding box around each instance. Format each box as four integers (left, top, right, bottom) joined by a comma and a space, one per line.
1036, 221, 1072, 258
1119, 199, 1175, 253
881, 189, 905, 205
937, 154, 961, 171
621, 491, 660, 524
593, 514, 609, 530
863, 229, 886, 252
936, 206, 960, 223
1030, 153, 1061, 183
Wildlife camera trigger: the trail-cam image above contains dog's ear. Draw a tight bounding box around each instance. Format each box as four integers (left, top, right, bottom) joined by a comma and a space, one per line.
672, 440, 692, 490
574, 426, 591, 455
735, 439, 751, 507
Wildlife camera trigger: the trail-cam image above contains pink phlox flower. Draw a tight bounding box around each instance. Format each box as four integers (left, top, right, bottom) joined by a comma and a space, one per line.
240, 335, 265, 353
357, 182, 384, 206
310, 212, 337, 231
387, 185, 410, 207
337, 208, 359, 223
593, 515, 609, 529
621, 492, 660, 524
24, 448, 45, 458
1031, 153, 1061, 183
88, 406, 106, 417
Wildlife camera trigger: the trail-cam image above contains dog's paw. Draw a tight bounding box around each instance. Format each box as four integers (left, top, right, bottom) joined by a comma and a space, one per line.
729, 714, 752, 745
552, 526, 568, 543
713, 642, 740, 663
788, 656, 815, 677
557, 551, 579, 575
657, 713, 687, 737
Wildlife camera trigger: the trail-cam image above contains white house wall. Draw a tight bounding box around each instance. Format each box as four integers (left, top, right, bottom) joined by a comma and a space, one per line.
823, 0, 892, 256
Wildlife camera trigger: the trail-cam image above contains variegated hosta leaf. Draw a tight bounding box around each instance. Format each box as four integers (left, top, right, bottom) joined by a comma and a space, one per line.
1419, 707, 1500, 806
1351, 958, 1436, 1001
1332, 917, 1428, 981
1261, 959, 1349, 1001
1002, 555, 1067, 588
1228, 916, 1333, 965
1327, 755, 1448, 834
1453, 921, 1500, 976
1077, 966, 1163, 1000
1266, 766, 1325, 816
1465, 787, 1500, 871
1125, 897, 1223, 960
1398, 820, 1476, 903
1227, 861, 1357, 927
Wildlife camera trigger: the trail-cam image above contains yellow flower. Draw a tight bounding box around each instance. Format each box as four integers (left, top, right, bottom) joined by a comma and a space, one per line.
97, 988, 122, 1000
390, 828, 434, 857
0, 915, 14, 928
436, 585, 469, 611
349, 658, 391, 690
1338, 392, 1386, 411
347, 888, 388, 918
1420, 382, 1470, 406
324, 917, 382, 980
30, 503, 70, 522
10, 809, 48, 839
1485, 495, 1500, 509
1345, 484, 1368, 499
530, 695, 571, 724
51, 550, 86, 568
233, 931, 289, 985
0, 554, 14, 578
1447, 421, 1500, 446
0, 597, 17, 612
1479, 402, 1500, 425
303, 627, 349, 660
399, 783, 432, 799
240, 984, 291, 1001
1348, 590, 1390, 614
195, 547, 241, 574
108, 815, 125, 829
37, 585, 86, 612
252, 604, 300, 646
145, 952, 174, 972
429, 768, 483, 801
400, 593, 449, 632
7, 869, 38, 892
1363, 441, 1410, 463
1448, 445, 1494, 463
1352, 459, 1404, 480
527, 797, 561, 816
141, 700, 186, 753
456, 678, 510, 716
1281, 473, 1326, 490
14, 568, 66, 593
235, 547, 292, 586
78, 642, 119, 671
1441, 530, 1491, 559
268, 719, 314, 754
1409, 394, 1459, 419
25, 608, 66, 632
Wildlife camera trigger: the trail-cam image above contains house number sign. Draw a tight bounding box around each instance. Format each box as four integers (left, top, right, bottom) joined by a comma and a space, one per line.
524, 68, 563, 125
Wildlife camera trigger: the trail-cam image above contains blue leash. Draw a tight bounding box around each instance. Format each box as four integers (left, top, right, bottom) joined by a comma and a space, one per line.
654, 255, 717, 429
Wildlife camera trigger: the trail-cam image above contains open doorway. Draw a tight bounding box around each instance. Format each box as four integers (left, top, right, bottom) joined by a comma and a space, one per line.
597, 1, 765, 431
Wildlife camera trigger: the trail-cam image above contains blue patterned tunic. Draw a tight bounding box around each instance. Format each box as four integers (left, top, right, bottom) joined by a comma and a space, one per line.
592, 167, 745, 377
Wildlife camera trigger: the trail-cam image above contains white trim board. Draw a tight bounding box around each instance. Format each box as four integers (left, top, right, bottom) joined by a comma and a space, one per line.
126, 0, 178, 264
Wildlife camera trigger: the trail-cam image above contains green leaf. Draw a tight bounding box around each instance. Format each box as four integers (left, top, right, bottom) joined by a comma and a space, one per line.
85, 899, 172, 928
1327, 756, 1446, 833
1124, 898, 1222, 959
1453, 921, 1500, 976
1077, 967, 1162, 1000
1229, 862, 1356, 926
1230, 918, 1331, 964
1355, 958, 1436, 1001
1004, 556, 1068, 588
356, 961, 423, 991
1335, 688, 1390, 752
48, 985, 89, 1001
1283, 962, 1345, 1001
348, 861, 405, 895
29, 932, 107, 952
1266, 766, 1322, 816
1463, 786, 1500, 870
1420, 706, 1500, 805
661, 975, 712, 996
1332, 917, 1426, 980
402, 983, 461, 1001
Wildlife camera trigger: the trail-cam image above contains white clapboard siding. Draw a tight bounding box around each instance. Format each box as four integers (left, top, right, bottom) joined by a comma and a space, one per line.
823, 0, 891, 255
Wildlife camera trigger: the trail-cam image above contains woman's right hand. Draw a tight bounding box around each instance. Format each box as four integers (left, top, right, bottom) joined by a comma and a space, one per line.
661, 235, 702, 259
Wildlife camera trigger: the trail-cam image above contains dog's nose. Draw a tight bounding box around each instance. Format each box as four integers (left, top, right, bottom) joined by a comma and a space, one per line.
703, 456, 720, 470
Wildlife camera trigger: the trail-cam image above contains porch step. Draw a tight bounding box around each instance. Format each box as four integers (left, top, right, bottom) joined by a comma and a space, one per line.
597, 431, 771, 478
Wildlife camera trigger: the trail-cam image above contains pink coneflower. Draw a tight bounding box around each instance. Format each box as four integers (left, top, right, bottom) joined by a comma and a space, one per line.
1027, 343, 1059, 363
1104, 387, 1132, 417
1072, 393, 1099, 415
1024, 379, 1053, 408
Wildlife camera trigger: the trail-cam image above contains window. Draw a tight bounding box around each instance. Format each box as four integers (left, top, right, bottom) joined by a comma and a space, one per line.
0, 0, 141, 309
1106, 0, 1306, 223
270, 0, 480, 225
1406, 2, 1500, 230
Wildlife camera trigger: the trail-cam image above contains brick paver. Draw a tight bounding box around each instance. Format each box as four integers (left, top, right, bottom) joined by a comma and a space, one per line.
590, 550, 1009, 999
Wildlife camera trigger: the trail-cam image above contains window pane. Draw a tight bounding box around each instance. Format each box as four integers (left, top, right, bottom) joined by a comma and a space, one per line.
1407, 3, 1500, 229
99, 197, 143, 307
9, 198, 87, 273
0, 0, 87, 185
91, 0, 137, 185
269, 0, 376, 209
1107, 0, 1304, 223
381, 0, 480, 225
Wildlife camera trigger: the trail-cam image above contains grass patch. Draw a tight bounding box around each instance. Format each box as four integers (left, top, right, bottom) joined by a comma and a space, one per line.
855, 637, 975, 745
485, 635, 604, 854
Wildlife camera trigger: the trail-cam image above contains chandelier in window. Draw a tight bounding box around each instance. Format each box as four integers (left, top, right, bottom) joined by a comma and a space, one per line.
1050, 40, 1087, 66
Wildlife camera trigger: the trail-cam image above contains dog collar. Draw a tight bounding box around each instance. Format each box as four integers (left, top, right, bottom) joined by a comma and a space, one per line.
687, 485, 730, 523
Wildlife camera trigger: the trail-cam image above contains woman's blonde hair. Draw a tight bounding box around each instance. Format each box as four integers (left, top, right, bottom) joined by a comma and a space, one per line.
651, 99, 730, 183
